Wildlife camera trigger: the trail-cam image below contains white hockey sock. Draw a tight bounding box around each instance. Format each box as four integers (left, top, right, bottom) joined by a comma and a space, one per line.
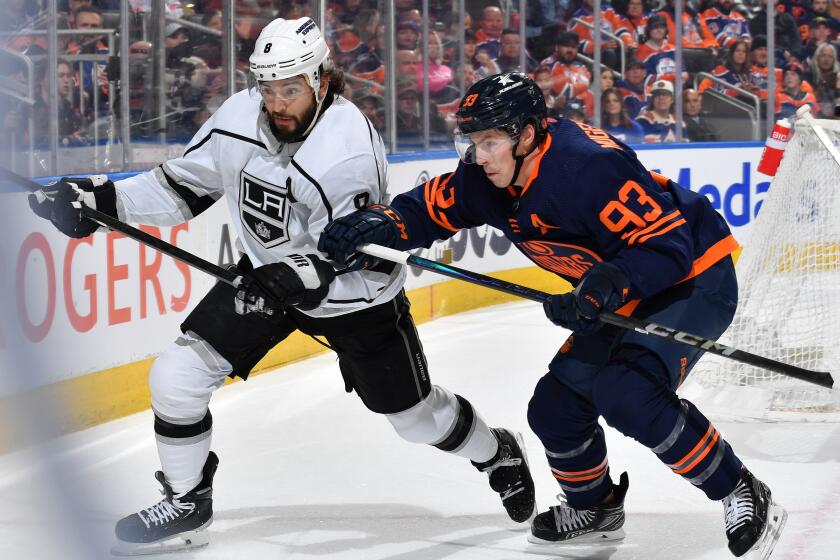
387, 385, 499, 463
156, 429, 213, 494
451, 411, 498, 464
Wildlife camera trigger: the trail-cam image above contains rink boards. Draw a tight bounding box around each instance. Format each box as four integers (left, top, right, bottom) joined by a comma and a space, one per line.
0, 142, 767, 447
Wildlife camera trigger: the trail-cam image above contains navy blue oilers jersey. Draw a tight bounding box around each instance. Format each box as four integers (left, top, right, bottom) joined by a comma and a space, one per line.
389, 119, 739, 303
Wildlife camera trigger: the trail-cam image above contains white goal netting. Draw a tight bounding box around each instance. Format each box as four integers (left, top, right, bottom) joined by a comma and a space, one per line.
682, 118, 840, 422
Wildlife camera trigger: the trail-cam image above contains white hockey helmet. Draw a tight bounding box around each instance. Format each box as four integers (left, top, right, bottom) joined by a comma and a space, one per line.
249, 17, 329, 92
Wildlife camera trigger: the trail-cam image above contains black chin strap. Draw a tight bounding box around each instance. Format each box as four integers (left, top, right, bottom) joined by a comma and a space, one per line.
508, 136, 541, 188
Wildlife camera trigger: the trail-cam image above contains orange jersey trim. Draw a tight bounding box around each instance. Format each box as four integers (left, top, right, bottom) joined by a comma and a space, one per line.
518, 133, 553, 198
680, 234, 739, 283
611, 235, 737, 317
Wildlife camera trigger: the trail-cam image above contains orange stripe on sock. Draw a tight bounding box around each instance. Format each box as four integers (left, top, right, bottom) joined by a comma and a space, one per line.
668, 424, 719, 475
551, 459, 608, 482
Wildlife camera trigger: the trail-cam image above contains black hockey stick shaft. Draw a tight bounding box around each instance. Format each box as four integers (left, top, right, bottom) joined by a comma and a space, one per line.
359, 244, 835, 390
4, 167, 241, 287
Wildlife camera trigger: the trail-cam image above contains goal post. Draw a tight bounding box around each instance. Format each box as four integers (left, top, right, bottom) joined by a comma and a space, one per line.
682, 118, 840, 422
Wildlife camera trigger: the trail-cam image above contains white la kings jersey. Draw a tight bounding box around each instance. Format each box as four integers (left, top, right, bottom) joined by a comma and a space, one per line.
113, 89, 405, 317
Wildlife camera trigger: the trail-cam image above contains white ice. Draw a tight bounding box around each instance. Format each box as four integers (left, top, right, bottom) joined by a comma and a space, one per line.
1, 301, 838, 559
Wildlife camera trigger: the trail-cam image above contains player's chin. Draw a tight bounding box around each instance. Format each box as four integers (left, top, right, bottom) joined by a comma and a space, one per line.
485, 173, 508, 188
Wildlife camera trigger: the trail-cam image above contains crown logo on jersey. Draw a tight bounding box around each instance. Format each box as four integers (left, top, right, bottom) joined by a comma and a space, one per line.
255, 221, 271, 239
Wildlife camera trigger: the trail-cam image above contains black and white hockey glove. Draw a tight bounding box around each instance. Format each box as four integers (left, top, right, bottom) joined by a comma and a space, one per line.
31, 175, 118, 239
28, 182, 63, 220
318, 204, 408, 271
234, 254, 336, 316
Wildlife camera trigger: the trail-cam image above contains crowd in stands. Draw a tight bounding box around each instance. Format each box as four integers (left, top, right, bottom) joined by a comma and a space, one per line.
3, 0, 840, 152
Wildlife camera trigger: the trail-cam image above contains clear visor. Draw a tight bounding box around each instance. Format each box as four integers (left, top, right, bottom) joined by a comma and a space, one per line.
453, 129, 517, 164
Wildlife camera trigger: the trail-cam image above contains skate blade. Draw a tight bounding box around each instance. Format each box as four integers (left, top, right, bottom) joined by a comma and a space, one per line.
111, 530, 210, 556
513, 431, 539, 524
527, 528, 626, 545
744, 502, 788, 560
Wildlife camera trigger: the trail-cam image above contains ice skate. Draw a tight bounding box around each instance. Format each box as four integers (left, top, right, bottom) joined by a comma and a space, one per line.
112, 451, 219, 556
528, 471, 628, 544
723, 468, 787, 559
472, 428, 536, 523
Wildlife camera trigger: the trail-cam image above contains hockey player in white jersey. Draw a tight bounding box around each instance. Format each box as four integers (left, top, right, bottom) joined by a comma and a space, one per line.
29, 17, 535, 556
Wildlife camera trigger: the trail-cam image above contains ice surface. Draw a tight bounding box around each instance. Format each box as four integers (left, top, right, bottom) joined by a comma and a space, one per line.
1, 301, 837, 559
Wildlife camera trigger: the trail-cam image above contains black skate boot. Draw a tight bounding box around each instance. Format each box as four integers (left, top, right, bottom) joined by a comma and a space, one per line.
529, 471, 629, 544
723, 468, 787, 559
472, 428, 536, 523
112, 451, 219, 556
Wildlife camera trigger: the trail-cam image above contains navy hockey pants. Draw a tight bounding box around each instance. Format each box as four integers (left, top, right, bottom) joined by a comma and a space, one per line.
528, 256, 743, 508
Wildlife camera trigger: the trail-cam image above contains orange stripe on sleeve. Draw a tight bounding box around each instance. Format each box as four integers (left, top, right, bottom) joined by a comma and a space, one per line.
624, 210, 682, 245
637, 218, 687, 244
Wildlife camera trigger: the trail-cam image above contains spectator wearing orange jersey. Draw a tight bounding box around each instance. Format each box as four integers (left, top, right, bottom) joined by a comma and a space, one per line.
775, 63, 818, 118
701, 0, 751, 49
568, 0, 627, 69
635, 15, 685, 84
475, 5, 504, 59
65, 6, 110, 113
349, 23, 385, 91
657, 0, 717, 50
747, 35, 784, 100
635, 15, 672, 63
616, 0, 652, 49
540, 31, 591, 100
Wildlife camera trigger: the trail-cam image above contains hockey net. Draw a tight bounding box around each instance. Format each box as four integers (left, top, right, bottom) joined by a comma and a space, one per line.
682, 118, 840, 422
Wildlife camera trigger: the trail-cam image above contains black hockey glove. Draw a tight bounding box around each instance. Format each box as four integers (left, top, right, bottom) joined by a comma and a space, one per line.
234, 254, 336, 316
544, 262, 630, 335
34, 175, 118, 239
318, 204, 407, 271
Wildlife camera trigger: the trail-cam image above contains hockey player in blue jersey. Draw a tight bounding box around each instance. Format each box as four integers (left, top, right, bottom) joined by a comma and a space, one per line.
319, 73, 787, 558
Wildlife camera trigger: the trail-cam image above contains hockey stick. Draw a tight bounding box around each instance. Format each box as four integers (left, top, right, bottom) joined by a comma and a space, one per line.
2, 167, 242, 287
359, 243, 835, 390
795, 105, 840, 166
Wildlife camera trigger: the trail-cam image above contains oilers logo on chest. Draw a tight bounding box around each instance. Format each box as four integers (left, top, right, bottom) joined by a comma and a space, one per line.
517, 240, 603, 281
239, 170, 292, 248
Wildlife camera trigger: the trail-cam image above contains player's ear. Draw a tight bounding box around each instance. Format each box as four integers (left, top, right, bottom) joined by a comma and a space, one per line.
521, 122, 537, 151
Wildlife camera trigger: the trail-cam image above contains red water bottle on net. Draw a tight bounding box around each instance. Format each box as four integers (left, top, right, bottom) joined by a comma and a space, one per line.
757, 118, 792, 176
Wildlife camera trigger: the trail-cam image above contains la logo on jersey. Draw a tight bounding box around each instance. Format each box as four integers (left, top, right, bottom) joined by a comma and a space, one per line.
239, 170, 291, 248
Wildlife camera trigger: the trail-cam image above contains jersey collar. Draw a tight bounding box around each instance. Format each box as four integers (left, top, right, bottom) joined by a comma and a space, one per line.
514, 132, 553, 199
